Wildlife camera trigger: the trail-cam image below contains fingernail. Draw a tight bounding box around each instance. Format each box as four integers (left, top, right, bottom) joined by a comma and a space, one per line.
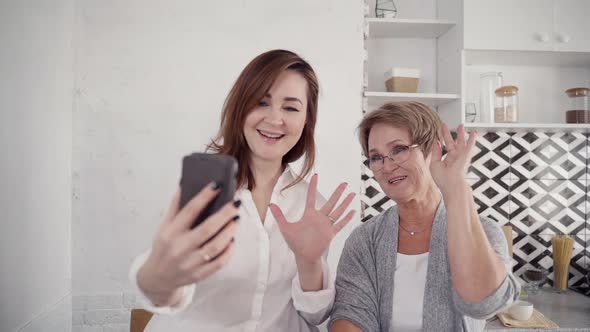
211, 182, 222, 190
233, 200, 242, 208
232, 215, 240, 222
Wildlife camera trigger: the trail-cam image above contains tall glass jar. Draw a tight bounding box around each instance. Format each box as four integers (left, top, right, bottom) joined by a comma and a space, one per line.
480, 72, 503, 123
565, 87, 590, 123
494, 85, 519, 123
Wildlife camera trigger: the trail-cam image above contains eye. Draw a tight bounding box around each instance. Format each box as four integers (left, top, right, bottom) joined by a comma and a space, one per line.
285, 106, 300, 112
391, 145, 408, 155
258, 101, 269, 107
369, 155, 383, 163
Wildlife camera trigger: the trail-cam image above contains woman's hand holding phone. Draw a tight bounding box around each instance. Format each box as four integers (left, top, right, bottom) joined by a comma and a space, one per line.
137, 183, 239, 307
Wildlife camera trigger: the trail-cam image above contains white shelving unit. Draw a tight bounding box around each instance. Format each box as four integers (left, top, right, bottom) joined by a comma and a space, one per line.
363, 9, 460, 116
365, 92, 460, 108
364, 2, 589, 132
367, 18, 456, 39
465, 49, 590, 67
456, 0, 590, 132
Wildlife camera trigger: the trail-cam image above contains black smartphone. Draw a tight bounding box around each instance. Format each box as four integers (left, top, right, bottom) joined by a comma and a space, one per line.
179, 153, 238, 229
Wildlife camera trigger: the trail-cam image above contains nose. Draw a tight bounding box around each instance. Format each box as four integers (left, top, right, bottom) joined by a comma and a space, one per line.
381, 156, 399, 172
264, 105, 284, 126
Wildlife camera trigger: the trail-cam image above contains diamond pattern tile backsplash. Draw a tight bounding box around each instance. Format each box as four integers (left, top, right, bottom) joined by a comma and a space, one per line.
360, 131, 589, 288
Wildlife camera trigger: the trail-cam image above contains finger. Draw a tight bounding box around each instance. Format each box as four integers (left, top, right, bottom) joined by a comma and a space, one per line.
431, 141, 443, 162
182, 221, 237, 269
306, 174, 318, 209
440, 123, 456, 152
172, 182, 222, 232
269, 203, 290, 233
464, 131, 477, 163
456, 124, 466, 145
185, 242, 235, 284
328, 192, 356, 221
199, 222, 237, 259
333, 210, 356, 233
467, 130, 477, 150
163, 188, 181, 224
186, 201, 239, 247
319, 182, 348, 215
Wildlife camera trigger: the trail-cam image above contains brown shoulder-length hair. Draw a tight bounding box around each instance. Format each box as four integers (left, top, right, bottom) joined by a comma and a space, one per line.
207, 49, 319, 190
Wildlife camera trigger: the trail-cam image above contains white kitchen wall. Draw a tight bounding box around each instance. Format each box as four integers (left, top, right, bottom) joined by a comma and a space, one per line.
72, 0, 364, 331
0, 1, 73, 332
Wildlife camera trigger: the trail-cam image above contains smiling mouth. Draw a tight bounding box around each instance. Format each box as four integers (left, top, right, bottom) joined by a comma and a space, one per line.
257, 129, 285, 140
388, 176, 407, 184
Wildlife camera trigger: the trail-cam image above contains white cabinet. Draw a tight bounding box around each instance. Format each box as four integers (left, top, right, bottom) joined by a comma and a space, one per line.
553, 0, 590, 52
464, 0, 590, 53
363, 0, 590, 131
464, 0, 553, 51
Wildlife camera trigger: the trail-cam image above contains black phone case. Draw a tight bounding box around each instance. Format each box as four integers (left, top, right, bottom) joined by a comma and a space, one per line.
179, 153, 238, 228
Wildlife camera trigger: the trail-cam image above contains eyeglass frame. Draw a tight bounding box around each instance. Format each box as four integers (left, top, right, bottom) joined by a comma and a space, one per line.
367, 143, 420, 172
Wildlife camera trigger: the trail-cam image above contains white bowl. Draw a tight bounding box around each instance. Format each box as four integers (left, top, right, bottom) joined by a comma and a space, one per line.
509, 300, 534, 321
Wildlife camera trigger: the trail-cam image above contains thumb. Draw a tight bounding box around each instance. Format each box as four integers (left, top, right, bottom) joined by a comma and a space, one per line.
431, 141, 443, 162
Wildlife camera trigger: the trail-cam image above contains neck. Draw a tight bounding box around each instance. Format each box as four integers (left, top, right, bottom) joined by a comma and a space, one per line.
250, 156, 284, 191
397, 182, 441, 224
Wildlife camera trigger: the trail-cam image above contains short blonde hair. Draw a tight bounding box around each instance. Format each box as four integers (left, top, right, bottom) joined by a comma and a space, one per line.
358, 102, 442, 156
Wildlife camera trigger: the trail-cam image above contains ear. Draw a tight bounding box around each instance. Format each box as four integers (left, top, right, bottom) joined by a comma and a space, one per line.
420, 144, 433, 165
424, 149, 433, 165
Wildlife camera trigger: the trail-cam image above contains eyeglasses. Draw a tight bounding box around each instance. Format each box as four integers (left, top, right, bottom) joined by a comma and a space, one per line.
367, 144, 419, 172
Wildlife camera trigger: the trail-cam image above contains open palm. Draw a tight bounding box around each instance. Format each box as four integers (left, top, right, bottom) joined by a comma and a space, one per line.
430, 123, 476, 193
269, 174, 356, 264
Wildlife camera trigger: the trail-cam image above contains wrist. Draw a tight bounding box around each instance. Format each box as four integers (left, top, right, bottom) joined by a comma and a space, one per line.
295, 256, 323, 276
440, 178, 470, 196
137, 260, 176, 306
295, 256, 322, 269
295, 257, 324, 292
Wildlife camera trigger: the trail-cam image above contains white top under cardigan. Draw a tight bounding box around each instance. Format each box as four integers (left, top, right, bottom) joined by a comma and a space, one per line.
391, 252, 429, 331
330, 203, 520, 332
129, 167, 333, 332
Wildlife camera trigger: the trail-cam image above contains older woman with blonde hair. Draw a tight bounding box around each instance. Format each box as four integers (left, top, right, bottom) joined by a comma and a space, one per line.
329, 102, 519, 331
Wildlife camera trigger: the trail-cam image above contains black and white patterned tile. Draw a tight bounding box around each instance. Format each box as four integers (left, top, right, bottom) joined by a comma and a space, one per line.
513, 233, 587, 287
470, 177, 511, 225
509, 179, 586, 235
581, 132, 590, 184
468, 132, 511, 181
510, 132, 587, 180
360, 130, 590, 286
360, 157, 395, 222
512, 234, 551, 281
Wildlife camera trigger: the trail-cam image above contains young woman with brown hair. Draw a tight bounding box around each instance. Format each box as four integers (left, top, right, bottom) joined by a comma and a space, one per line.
129, 49, 356, 332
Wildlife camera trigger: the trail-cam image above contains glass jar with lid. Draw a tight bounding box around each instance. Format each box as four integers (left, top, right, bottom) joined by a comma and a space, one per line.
494, 85, 519, 123
565, 87, 590, 123
480, 72, 503, 123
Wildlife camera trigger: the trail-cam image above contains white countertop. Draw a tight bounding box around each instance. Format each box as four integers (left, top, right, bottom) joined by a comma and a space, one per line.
485, 288, 590, 331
